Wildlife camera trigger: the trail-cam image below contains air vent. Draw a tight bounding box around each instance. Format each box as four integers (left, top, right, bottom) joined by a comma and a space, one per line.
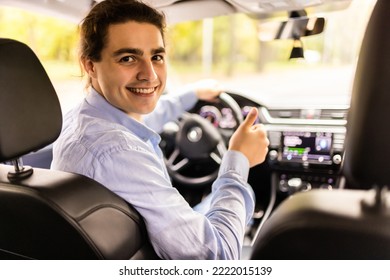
320, 109, 348, 120
268, 109, 301, 118
267, 108, 348, 120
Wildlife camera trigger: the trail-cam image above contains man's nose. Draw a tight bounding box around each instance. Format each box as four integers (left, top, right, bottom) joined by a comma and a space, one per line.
136, 61, 157, 81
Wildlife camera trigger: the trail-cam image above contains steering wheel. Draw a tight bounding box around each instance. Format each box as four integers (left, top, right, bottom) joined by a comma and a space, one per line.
160, 92, 243, 187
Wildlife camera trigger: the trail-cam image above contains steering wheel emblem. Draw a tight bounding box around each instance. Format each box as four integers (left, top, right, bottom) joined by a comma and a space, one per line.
187, 127, 203, 142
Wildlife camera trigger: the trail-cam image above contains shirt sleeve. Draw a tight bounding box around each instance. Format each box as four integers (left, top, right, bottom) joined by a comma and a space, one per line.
91, 140, 254, 260
143, 90, 198, 133
51, 93, 255, 260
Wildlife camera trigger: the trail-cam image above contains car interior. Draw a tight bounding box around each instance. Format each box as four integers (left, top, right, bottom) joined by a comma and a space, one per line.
251, 0, 390, 259
0, 0, 389, 260
0, 38, 160, 260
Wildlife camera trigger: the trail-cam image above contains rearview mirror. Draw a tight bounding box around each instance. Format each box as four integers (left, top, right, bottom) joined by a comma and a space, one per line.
258, 16, 325, 41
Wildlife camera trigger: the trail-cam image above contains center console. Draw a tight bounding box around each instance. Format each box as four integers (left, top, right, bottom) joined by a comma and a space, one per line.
266, 124, 346, 196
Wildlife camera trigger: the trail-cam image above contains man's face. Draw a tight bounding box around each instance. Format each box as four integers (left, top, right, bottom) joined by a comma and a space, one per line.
86, 21, 167, 120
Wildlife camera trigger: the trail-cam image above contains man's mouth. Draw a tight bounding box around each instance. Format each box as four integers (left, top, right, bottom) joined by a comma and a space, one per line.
127, 87, 158, 95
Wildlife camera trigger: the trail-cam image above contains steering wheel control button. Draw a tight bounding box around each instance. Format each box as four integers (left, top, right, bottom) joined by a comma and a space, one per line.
187, 127, 202, 142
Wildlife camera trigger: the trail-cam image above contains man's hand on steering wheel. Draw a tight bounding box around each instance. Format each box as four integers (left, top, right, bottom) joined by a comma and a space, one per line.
160, 90, 244, 187
191, 79, 223, 102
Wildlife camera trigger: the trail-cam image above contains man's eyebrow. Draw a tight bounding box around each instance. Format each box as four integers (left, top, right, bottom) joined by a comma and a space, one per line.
112, 47, 166, 57
153, 47, 166, 54
112, 48, 143, 57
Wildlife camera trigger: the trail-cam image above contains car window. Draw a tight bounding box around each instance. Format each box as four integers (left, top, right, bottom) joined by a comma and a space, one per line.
167, 0, 375, 109
0, 0, 376, 113
0, 6, 82, 113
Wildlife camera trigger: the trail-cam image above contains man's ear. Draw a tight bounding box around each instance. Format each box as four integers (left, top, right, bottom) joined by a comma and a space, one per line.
82, 58, 97, 79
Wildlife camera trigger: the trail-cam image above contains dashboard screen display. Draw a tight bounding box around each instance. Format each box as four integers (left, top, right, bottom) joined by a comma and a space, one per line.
281, 131, 332, 164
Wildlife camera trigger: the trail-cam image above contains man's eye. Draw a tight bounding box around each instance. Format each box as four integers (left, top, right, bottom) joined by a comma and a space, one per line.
119, 56, 134, 63
153, 55, 164, 62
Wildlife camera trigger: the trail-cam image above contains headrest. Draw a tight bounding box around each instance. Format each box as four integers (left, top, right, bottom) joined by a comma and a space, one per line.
0, 39, 62, 162
343, 0, 390, 188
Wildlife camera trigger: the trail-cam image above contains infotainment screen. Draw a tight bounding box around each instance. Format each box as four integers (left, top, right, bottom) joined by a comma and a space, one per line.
281, 131, 332, 164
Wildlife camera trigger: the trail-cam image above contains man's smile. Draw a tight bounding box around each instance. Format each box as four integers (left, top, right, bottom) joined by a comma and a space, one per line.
127, 86, 158, 96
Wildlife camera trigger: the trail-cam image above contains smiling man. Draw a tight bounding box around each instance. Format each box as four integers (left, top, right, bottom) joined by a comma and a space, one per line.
83, 21, 167, 120
51, 0, 269, 260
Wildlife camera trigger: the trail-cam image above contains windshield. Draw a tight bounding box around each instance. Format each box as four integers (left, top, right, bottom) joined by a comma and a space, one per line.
0, 0, 376, 112
166, 0, 376, 108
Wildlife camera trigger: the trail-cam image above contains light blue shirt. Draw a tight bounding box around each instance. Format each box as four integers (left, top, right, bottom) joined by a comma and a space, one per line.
51, 88, 255, 260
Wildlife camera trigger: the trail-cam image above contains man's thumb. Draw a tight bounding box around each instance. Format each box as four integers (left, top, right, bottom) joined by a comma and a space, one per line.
242, 107, 258, 128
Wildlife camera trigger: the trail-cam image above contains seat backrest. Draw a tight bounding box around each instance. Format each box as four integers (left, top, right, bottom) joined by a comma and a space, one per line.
0, 38, 158, 259
342, 0, 390, 189
250, 189, 390, 259
251, 0, 390, 260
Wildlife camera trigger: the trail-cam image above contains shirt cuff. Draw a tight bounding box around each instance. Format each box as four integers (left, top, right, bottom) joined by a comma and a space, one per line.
219, 150, 250, 182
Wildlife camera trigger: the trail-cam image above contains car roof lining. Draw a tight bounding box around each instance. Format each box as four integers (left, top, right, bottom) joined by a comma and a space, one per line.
0, 0, 353, 23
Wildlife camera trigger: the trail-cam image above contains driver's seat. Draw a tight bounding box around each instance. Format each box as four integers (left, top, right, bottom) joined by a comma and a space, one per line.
251, 0, 390, 259
0, 38, 158, 259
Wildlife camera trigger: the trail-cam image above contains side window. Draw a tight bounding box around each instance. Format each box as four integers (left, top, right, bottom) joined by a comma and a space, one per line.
0, 6, 84, 114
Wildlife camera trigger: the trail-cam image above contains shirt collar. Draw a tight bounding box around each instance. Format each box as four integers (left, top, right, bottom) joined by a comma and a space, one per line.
85, 87, 160, 144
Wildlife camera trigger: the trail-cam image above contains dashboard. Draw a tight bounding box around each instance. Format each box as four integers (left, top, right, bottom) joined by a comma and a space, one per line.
190, 92, 348, 203
198, 104, 256, 129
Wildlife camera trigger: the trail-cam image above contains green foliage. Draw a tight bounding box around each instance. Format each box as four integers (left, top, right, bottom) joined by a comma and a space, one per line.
167, 14, 261, 76
167, 20, 203, 62
0, 7, 78, 61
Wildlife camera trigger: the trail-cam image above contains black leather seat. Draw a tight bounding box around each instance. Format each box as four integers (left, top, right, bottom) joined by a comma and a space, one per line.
251, 0, 390, 259
0, 38, 158, 259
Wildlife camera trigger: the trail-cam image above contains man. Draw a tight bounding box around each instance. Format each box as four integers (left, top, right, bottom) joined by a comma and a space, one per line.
51, 0, 269, 259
